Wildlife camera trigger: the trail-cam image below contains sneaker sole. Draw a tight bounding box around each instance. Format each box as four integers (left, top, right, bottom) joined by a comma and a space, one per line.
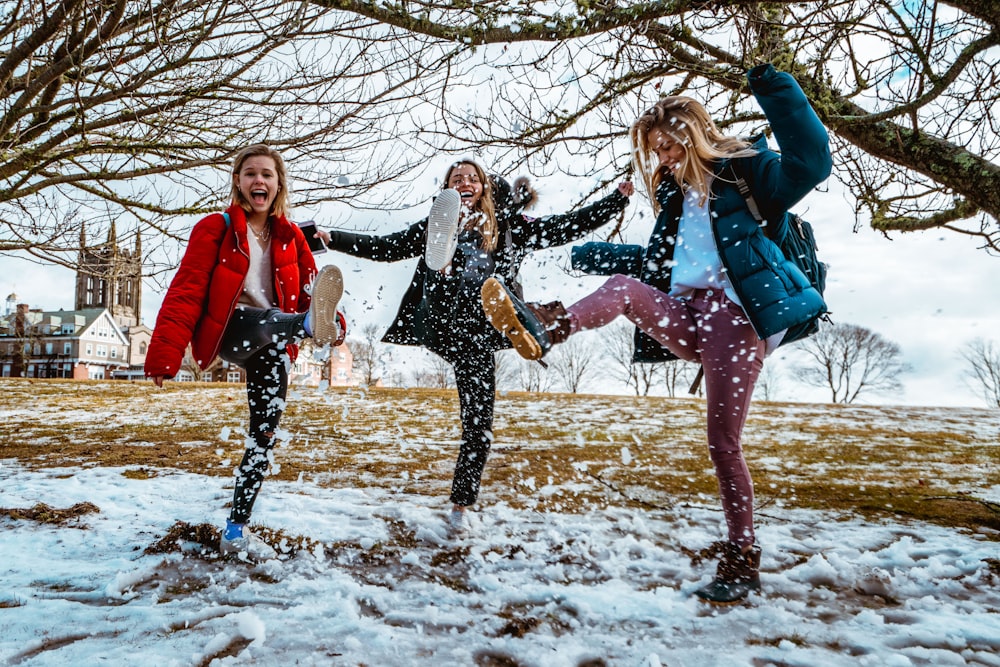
481, 278, 543, 361
694, 587, 760, 606
219, 538, 277, 562
310, 265, 344, 347
424, 189, 462, 271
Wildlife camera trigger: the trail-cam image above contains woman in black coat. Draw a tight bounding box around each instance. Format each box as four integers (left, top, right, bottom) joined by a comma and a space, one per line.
319, 158, 632, 533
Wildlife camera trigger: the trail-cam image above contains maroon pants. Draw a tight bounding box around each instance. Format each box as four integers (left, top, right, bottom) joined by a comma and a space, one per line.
567, 274, 764, 550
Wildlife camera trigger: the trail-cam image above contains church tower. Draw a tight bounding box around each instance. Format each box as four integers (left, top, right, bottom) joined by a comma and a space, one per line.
75, 222, 143, 328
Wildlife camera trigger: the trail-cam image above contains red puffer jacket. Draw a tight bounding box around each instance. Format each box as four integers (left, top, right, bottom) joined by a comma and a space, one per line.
145, 204, 317, 378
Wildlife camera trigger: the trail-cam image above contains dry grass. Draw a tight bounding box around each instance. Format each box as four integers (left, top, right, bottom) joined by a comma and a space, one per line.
1, 378, 998, 539
0, 501, 99, 526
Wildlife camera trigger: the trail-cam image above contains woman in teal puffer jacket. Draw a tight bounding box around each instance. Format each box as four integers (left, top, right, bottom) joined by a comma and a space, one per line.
483, 64, 832, 603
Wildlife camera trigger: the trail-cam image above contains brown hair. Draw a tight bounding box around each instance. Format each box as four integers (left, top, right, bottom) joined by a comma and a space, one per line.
630, 97, 756, 211
229, 144, 290, 219
444, 159, 498, 252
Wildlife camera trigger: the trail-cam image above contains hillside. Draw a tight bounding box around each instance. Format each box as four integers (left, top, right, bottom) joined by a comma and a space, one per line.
3, 379, 997, 534
1, 379, 998, 666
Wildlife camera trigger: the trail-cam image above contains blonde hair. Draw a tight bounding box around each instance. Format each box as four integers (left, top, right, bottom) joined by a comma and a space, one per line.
444, 159, 498, 252
630, 97, 756, 211
229, 144, 290, 219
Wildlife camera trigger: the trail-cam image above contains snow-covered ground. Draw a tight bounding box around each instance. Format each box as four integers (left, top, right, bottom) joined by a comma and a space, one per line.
2, 459, 999, 667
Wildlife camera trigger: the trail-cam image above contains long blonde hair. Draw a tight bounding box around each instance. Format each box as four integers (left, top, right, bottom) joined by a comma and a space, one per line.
630, 97, 756, 211
229, 144, 290, 219
444, 159, 498, 252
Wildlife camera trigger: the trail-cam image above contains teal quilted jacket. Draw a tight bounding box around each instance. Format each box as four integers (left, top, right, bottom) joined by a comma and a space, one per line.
572, 63, 832, 362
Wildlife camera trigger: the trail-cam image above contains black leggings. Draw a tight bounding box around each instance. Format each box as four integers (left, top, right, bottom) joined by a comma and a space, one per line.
422, 241, 502, 507
433, 344, 497, 507
219, 306, 307, 524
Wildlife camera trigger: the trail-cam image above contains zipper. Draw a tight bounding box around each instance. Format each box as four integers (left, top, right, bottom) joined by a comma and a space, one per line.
205, 216, 250, 366
709, 188, 768, 340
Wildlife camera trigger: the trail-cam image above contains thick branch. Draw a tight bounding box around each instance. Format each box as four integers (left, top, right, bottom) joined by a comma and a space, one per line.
306, 0, 764, 43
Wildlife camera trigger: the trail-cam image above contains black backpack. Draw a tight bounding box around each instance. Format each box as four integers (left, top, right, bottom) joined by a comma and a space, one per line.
731, 166, 829, 344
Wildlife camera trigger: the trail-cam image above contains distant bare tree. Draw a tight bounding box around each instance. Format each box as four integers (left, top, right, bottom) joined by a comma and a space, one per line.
495, 350, 556, 393
411, 353, 454, 389
520, 357, 558, 393
547, 335, 599, 394
754, 363, 783, 402
604, 320, 653, 396
346, 323, 387, 387
959, 338, 1000, 409
632, 363, 661, 397
663, 359, 702, 398
794, 323, 910, 404
601, 320, 703, 396
493, 350, 520, 391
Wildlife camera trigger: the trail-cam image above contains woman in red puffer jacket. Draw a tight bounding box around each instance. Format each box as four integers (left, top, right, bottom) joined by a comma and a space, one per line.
146, 143, 346, 562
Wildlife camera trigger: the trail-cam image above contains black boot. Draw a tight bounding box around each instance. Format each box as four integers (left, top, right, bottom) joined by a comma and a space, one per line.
694, 542, 761, 605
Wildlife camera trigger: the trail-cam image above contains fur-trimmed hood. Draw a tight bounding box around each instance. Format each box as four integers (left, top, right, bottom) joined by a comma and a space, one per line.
510, 176, 538, 211
492, 174, 538, 214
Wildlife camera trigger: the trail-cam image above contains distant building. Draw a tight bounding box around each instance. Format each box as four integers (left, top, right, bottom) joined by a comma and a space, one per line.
1, 222, 150, 379
181, 339, 355, 387
0, 300, 140, 379
0, 222, 354, 385
285, 339, 356, 387
76, 220, 143, 329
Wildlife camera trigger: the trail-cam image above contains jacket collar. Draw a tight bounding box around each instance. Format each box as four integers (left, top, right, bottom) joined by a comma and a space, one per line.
654, 177, 679, 208
224, 204, 295, 243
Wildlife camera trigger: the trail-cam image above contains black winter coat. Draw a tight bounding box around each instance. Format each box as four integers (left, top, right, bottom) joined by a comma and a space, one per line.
326, 184, 629, 351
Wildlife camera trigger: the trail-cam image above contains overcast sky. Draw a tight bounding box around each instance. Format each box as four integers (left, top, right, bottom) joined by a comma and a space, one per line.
3, 154, 998, 408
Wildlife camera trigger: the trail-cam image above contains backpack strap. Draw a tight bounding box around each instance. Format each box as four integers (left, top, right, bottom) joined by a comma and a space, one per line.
732, 168, 764, 222
222, 212, 231, 227
687, 366, 704, 396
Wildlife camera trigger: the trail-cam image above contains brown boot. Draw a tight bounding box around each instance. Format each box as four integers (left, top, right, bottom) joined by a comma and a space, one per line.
526, 301, 571, 346
694, 542, 761, 605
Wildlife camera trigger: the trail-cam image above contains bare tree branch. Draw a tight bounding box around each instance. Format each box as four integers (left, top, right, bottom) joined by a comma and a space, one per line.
1, 0, 461, 278
301, 0, 1000, 250
346, 322, 388, 387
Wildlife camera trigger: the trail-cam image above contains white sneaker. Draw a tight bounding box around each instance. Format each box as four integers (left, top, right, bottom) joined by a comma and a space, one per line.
447, 507, 470, 538
309, 265, 343, 347
220, 528, 277, 562
424, 189, 462, 271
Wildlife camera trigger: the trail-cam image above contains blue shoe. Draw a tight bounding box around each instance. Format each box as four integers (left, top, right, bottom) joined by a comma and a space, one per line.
219, 526, 277, 562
